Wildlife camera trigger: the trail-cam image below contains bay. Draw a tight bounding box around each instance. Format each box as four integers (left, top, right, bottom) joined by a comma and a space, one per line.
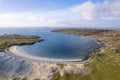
0, 27, 100, 61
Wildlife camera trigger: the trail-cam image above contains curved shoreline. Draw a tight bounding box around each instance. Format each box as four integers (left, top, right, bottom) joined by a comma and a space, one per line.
4, 46, 86, 80
7, 46, 84, 62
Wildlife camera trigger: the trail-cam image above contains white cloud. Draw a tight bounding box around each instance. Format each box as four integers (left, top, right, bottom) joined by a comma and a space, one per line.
71, 1, 120, 20
56, 19, 120, 28
71, 2, 98, 20
0, 12, 57, 27
0, 9, 78, 27
0, 0, 120, 28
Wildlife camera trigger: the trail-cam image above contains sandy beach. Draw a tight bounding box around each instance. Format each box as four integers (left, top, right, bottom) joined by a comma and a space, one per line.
6, 46, 60, 80
2, 46, 86, 80
8, 46, 83, 62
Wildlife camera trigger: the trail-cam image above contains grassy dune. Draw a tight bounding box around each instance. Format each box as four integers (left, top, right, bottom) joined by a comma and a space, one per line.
51, 29, 120, 80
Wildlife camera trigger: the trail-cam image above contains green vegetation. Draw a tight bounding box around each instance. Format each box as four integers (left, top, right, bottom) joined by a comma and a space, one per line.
51, 29, 120, 80
0, 34, 43, 51
52, 29, 112, 36
52, 71, 83, 80
51, 51, 120, 80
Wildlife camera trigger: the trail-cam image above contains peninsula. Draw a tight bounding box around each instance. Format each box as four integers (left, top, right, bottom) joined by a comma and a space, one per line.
0, 34, 43, 51
51, 28, 120, 80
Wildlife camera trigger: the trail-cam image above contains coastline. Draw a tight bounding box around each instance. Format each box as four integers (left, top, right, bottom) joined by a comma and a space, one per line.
51, 29, 120, 80
82, 36, 105, 61
5, 46, 60, 80
7, 46, 85, 62
1, 32, 90, 80
0, 34, 43, 52
52, 31, 104, 61
1, 29, 120, 80
4, 46, 86, 80
52, 28, 108, 59
2, 29, 110, 80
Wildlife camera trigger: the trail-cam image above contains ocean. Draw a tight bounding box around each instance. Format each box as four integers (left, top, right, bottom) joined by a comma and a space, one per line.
0, 27, 100, 61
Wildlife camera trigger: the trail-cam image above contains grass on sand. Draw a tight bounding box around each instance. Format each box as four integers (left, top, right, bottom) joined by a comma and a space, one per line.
51, 50, 120, 80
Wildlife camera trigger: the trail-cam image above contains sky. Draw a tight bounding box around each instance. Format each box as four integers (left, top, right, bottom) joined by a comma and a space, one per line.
0, 0, 120, 28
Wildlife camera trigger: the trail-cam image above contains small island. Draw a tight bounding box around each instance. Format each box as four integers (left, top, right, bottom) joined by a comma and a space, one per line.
0, 34, 43, 52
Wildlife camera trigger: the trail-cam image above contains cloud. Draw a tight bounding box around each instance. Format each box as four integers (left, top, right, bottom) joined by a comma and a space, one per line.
71, 2, 99, 20
0, 8, 79, 27
56, 19, 120, 28
70, 1, 120, 20
0, 12, 54, 27
0, 0, 120, 28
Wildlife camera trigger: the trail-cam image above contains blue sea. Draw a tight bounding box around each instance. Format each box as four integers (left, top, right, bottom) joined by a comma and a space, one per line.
0, 27, 100, 61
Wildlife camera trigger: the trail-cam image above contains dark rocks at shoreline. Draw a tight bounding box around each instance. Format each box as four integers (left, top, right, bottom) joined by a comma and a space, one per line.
114, 48, 120, 53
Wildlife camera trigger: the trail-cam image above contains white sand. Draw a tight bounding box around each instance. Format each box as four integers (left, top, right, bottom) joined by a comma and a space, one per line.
6, 46, 86, 80
9, 46, 83, 62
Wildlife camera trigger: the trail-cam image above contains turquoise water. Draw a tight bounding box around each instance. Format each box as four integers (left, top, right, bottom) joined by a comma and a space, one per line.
0, 28, 100, 60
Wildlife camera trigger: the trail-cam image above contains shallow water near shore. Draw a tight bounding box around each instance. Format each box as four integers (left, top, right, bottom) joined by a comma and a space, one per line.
0, 52, 32, 77
0, 27, 100, 61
